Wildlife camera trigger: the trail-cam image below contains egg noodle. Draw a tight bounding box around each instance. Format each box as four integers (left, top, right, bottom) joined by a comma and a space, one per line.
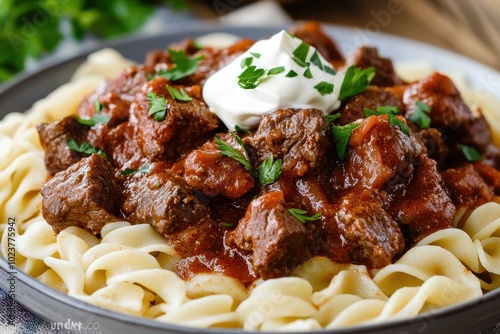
1, 45, 500, 331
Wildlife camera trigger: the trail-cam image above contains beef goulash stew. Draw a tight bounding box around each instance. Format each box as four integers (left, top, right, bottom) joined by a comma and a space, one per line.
37, 22, 500, 287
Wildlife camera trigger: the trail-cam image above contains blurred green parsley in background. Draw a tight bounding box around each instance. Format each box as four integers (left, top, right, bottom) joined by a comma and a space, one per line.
0, 0, 187, 83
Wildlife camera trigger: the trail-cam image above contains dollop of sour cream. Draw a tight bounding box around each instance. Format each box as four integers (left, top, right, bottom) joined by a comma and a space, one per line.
203, 30, 345, 130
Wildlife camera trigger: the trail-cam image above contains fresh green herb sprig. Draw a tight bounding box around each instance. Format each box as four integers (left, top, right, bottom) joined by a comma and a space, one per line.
215, 133, 257, 177
155, 50, 204, 81
147, 91, 167, 121
0, 0, 187, 83
458, 144, 482, 162
331, 123, 359, 161
215, 133, 283, 185
287, 208, 321, 224
74, 114, 111, 127
67, 138, 108, 159
325, 113, 341, 125
409, 101, 431, 129
339, 65, 376, 100
234, 125, 251, 134
166, 85, 191, 102
364, 106, 410, 136
259, 154, 282, 186
121, 164, 151, 176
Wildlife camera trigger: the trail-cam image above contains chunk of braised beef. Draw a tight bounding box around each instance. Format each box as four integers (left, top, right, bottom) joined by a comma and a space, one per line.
36, 116, 90, 175
226, 191, 312, 279
412, 128, 449, 167
388, 156, 454, 245
404, 73, 472, 130
41, 154, 122, 234
474, 161, 500, 194
247, 108, 330, 177
336, 86, 405, 126
334, 189, 405, 268
184, 134, 255, 199
342, 115, 423, 190
78, 65, 154, 120
121, 168, 213, 246
441, 163, 493, 210
289, 21, 345, 68
133, 78, 219, 160
104, 122, 145, 171
344, 46, 405, 87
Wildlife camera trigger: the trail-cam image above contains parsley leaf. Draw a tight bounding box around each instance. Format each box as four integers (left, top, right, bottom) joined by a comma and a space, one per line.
364, 106, 410, 136
292, 41, 310, 63
74, 114, 111, 127
325, 113, 341, 125
67, 138, 107, 159
310, 51, 324, 70
215, 133, 257, 177
303, 68, 313, 79
389, 114, 410, 135
268, 66, 285, 75
458, 144, 482, 162
220, 221, 234, 227
314, 81, 334, 96
155, 50, 204, 81
331, 123, 359, 161
237, 65, 266, 89
409, 101, 431, 129
250, 52, 261, 58
287, 208, 321, 224
285, 70, 298, 78
147, 91, 167, 121
166, 85, 192, 102
94, 100, 104, 113
338, 65, 376, 100
258, 153, 282, 186
241, 57, 253, 69
121, 165, 151, 176
235, 125, 251, 134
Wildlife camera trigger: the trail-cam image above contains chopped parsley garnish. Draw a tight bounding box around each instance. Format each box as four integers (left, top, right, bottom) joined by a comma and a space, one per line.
215, 133, 257, 177
155, 50, 204, 81
292, 41, 310, 63
94, 100, 104, 113
250, 52, 261, 58
314, 81, 334, 96
338, 65, 376, 100
389, 115, 410, 136
310, 51, 324, 71
458, 144, 482, 162
303, 68, 313, 79
325, 113, 341, 125
287, 208, 321, 224
237, 65, 267, 89
331, 123, 359, 161
220, 221, 234, 227
268, 66, 285, 75
285, 70, 298, 78
324, 66, 337, 75
74, 114, 111, 127
409, 101, 431, 129
121, 165, 151, 176
166, 85, 192, 102
258, 153, 282, 186
67, 139, 108, 159
241, 57, 253, 69
364, 106, 410, 136
147, 91, 167, 121
235, 125, 251, 134
292, 57, 309, 68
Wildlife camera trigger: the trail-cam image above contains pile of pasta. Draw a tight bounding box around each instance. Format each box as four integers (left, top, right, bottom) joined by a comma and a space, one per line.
1, 48, 500, 331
